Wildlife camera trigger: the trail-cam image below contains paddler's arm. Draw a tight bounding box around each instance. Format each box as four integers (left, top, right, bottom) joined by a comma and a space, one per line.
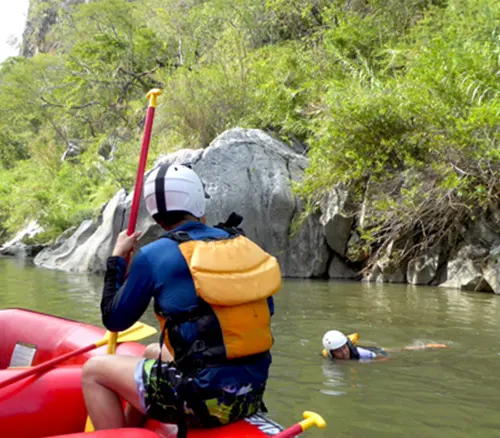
101, 231, 155, 332
101, 251, 155, 331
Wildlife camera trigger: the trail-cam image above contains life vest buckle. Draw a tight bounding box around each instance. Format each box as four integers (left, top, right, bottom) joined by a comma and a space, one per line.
192, 340, 205, 352
170, 231, 192, 243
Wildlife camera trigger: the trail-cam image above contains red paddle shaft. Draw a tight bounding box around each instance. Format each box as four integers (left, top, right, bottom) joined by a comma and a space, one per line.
0, 344, 94, 390
274, 424, 303, 438
124, 89, 162, 264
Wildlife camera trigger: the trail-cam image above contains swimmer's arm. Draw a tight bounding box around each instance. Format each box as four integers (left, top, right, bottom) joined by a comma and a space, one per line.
385, 344, 448, 352
383, 346, 425, 352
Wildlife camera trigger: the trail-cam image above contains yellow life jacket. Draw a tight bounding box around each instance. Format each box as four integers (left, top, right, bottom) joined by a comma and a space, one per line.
157, 229, 281, 373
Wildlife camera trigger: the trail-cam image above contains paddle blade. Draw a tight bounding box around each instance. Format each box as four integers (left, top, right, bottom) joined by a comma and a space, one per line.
84, 417, 94, 433
96, 322, 157, 348
116, 321, 157, 342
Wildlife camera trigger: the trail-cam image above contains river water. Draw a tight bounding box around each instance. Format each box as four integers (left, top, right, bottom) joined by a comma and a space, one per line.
1, 257, 499, 437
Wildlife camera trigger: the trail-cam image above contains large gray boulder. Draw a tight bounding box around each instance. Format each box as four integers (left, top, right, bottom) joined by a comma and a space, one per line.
35, 128, 332, 277
438, 244, 492, 292
365, 238, 409, 284
34, 191, 126, 273
407, 247, 442, 285
328, 255, 358, 279
0, 220, 45, 257
319, 186, 353, 257
483, 244, 500, 294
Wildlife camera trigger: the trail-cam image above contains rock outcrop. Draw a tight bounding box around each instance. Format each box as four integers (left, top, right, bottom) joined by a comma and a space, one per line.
0, 220, 46, 257
35, 128, 354, 277
21, 0, 87, 58
29, 127, 500, 291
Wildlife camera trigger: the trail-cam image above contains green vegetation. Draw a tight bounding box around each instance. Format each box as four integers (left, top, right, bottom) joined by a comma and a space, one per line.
0, 0, 498, 261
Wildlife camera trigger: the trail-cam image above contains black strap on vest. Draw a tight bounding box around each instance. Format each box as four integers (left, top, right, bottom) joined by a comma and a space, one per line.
347, 339, 360, 360
154, 321, 224, 437
161, 212, 244, 244
154, 323, 189, 438
214, 212, 246, 236
156, 302, 270, 374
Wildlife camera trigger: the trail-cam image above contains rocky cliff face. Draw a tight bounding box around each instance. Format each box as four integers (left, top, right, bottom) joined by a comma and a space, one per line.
21, 0, 87, 57
32, 128, 355, 278
5, 127, 499, 292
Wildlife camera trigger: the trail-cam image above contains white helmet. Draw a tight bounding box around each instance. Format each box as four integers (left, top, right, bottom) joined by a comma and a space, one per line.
322, 330, 348, 352
144, 164, 207, 219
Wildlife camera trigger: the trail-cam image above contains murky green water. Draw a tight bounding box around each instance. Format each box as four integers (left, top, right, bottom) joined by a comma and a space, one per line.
1, 257, 500, 437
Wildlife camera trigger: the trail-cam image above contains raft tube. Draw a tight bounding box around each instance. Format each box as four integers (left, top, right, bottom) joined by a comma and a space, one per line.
0, 309, 284, 438
0, 308, 146, 438
0, 308, 146, 369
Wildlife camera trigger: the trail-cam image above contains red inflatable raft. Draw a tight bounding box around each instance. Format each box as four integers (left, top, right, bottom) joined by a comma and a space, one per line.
0, 309, 284, 438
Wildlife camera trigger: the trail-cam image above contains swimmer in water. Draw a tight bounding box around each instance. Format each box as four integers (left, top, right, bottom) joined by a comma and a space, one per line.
322, 330, 447, 361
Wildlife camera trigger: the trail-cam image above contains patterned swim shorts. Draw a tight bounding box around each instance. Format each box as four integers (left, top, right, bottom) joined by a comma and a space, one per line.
135, 358, 266, 428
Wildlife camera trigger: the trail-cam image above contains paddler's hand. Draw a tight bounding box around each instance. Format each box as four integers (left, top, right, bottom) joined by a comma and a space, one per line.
112, 230, 142, 258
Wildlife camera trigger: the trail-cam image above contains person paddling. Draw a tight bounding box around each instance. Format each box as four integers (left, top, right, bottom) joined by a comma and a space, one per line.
82, 164, 282, 437
322, 330, 447, 361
